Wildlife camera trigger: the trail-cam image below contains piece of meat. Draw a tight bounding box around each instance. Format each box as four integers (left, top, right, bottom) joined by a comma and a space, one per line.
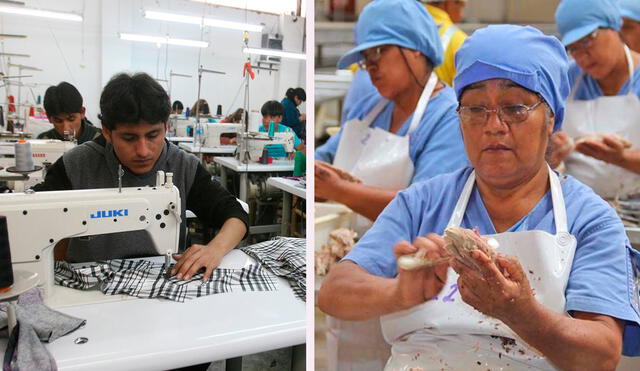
443, 226, 497, 271
574, 133, 632, 149
315, 228, 358, 276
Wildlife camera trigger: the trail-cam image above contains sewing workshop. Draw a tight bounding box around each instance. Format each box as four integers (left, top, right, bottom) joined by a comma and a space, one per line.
0, 0, 307, 370
315, 0, 640, 370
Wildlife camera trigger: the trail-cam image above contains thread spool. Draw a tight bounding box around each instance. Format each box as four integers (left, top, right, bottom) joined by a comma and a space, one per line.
216, 104, 222, 116
0, 216, 13, 293
14, 140, 35, 172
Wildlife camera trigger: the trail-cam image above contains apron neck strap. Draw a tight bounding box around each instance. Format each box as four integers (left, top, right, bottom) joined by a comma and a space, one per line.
407, 72, 438, 135
447, 165, 569, 234
361, 98, 389, 126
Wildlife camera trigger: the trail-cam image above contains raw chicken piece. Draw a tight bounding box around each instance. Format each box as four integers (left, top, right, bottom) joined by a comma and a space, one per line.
444, 226, 497, 272
315, 228, 358, 276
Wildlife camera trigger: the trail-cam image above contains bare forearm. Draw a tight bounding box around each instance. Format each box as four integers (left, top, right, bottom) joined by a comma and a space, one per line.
617, 149, 640, 174
333, 182, 399, 221
505, 302, 621, 371
207, 217, 246, 254
318, 261, 401, 321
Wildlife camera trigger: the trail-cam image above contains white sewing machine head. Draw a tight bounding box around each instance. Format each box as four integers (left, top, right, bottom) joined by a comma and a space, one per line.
242, 131, 295, 162
171, 117, 196, 137
0, 171, 181, 305
204, 123, 241, 146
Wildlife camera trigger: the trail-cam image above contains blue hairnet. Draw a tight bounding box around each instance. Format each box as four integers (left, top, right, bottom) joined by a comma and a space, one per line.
337, 0, 443, 69
556, 0, 622, 46
620, 0, 640, 22
453, 25, 570, 132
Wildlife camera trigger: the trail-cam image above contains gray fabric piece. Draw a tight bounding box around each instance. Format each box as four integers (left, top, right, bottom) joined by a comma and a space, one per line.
14, 305, 85, 343
62, 140, 199, 262
14, 322, 57, 371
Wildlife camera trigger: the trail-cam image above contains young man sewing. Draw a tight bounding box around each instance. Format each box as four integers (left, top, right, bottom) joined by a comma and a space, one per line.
38, 82, 102, 144
34, 73, 248, 281
258, 100, 305, 158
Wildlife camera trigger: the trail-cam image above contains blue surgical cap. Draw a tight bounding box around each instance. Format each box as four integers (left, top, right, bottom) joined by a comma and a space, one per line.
556, 0, 622, 46
337, 0, 443, 69
453, 25, 570, 132
620, 0, 640, 22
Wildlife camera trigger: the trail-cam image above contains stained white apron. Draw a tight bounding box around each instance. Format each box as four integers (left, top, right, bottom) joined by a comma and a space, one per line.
381, 166, 577, 370
325, 73, 438, 371
563, 45, 640, 199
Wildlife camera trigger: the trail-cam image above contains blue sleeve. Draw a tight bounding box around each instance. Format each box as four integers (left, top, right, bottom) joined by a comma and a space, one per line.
315, 127, 342, 163
343, 187, 424, 278
565, 203, 640, 355
411, 101, 469, 183
292, 129, 302, 148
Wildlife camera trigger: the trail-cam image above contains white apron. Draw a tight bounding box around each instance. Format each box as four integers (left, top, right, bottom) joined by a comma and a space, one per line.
563, 45, 640, 199
325, 74, 438, 371
381, 166, 577, 370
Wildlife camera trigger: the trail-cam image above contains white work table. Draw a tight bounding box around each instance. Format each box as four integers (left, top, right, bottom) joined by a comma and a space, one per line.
166, 136, 194, 144
267, 177, 306, 236
0, 250, 305, 370
178, 142, 236, 155
214, 157, 294, 202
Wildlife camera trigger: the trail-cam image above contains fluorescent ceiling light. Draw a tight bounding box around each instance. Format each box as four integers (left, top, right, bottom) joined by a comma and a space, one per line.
0, 6, 82, 22
189, 0, 297, 15
243, 47, 306, 60
145, 10, 263, 32
119, 33, 208, 48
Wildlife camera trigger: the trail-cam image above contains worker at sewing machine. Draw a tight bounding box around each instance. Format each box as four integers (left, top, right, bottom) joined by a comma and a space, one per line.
319, 24, 640, 370
281, 87, 306, 139
550, 0, 640, 199
190, 99, 211, 117
258, 100, 305, 159
171, 100, 184, 115
37, 82, 101, 144
33, 72, 249, 281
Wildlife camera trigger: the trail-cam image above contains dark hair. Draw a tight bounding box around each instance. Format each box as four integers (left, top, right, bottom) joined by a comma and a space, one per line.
261, 100, 284, 117
44, 82, 83, 117
99, 72, 170, 130
285, 87, 306, 102
172, 100, 184, 111
223, 108, 248, 123
191, 99, 210, 116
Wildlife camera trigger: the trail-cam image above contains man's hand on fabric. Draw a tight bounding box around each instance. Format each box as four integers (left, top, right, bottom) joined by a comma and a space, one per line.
171, 244, 225, 281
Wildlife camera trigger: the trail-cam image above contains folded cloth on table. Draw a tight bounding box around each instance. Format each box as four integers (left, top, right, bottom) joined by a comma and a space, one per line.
1, 288, 85, 371
55, 259, 278, 302
240, 237, 306, 301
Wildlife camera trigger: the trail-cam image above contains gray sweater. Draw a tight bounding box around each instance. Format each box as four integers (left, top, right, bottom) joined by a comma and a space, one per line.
34, 136, 248, 262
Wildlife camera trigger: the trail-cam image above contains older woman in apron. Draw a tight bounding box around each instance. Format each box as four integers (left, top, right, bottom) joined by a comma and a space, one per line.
319, 25, 640, 370
551, 0, 640, 199
314, 0, 468, 226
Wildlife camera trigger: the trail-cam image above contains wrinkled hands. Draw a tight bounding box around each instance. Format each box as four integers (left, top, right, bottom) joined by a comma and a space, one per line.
393, 234, 449, 310
171, 244, 225, 282
315, 160, 345, 202
575, 133, 627, 166
451, 250, 534, 323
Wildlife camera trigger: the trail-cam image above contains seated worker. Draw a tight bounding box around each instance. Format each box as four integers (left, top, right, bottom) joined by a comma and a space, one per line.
33, 72, 249, 281
319, 25, 640, 370
38, 82, 102, 144
258, 100, 305, 159
315, 0, 468, 224
171, 100, 184, 115
281, 87, 306, 139
190, 99, 210, 117
551, 0, 640, 199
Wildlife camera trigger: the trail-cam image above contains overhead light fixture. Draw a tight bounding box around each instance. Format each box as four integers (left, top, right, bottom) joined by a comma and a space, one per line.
144, 10, 263, 32
0, 34, 27, 39
243, 47, 306, 61
189, 0, 297, 15
0, 52, 30, 57
119, 33, 208, 48
0, 6, 82, 22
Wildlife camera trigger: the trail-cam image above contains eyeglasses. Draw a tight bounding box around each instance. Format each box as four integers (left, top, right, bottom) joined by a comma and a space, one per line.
357, 45, 391, 70
457, 99, 544, 127
566, 29, 599, 56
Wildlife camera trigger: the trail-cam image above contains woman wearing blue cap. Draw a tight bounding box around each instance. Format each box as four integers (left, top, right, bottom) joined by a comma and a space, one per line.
319, 24, 640, 370
315, 0, 467, 231
553, 0, 640, 199
620, 0, 640, 52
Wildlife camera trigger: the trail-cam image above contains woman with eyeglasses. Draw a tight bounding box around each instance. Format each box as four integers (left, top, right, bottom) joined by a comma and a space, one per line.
314, 0, 468, 232
551, 0, 640, 199
319, 24, 640, 370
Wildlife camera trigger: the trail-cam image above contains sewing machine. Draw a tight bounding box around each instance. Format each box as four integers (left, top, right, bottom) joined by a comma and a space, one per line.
237, 131, 295, 163
204, 123, 241, 146
170, 116, 196, 137
0, 171, 181, 306
0, 139, 75, 167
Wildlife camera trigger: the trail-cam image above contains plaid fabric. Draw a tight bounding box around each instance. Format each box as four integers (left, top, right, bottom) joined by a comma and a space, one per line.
54, 259, 277, 303
240, 237, 306, 301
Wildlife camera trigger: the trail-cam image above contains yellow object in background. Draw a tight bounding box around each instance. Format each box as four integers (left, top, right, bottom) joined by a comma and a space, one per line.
425, 4, 468, 86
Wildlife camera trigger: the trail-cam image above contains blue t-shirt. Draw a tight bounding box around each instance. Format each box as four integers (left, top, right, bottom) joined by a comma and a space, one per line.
258, 123, 301, 158
568, 60, 640, 100
315, 86, 469, 184
281, 98, 304, 138
345, 167, 640, 355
